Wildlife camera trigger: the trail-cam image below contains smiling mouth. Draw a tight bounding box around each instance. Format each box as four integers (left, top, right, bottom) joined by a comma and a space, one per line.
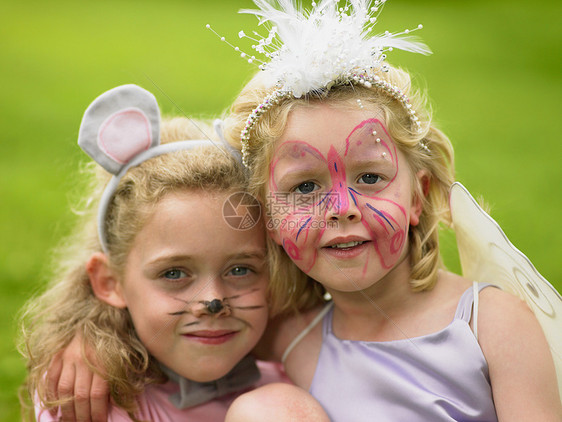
183, 330, 238, 345
329, 240, 367, 249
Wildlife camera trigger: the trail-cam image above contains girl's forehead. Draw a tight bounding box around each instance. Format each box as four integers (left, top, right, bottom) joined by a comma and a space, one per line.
130, 189, 266, 263
280, 102, 386, 141
274, 105, 391, 157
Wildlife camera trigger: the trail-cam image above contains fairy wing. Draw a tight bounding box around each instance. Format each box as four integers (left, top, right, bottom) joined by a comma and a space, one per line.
449, 182, 562, 397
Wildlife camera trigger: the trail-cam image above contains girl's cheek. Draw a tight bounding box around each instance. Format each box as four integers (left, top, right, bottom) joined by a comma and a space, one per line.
359, 198, 408, 269
276, 209, 323, 274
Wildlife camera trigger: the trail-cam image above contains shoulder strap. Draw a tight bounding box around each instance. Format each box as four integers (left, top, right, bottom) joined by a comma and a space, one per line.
281, 302, 334, 364
473, 281, 480, 340
455, 282, 496, 340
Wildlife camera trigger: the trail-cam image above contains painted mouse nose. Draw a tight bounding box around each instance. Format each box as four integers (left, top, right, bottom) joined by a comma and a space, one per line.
207, 299, 224, 314
191, 298, 231, 318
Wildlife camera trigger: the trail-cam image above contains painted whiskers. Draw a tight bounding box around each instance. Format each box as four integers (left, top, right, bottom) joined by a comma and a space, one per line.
168, 288, 266, 319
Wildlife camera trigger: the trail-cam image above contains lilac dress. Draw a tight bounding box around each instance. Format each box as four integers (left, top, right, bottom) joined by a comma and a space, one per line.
308, 283, 498, 421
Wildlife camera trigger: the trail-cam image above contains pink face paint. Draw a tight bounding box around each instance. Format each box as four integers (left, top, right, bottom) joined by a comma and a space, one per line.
268, 141, 330, 273
327, 145, 349, 216
269, 117, 412, 280
282, 238, 301, 261
269, 141, 326, 192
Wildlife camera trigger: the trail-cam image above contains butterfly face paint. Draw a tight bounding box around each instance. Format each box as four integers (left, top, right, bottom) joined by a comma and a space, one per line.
268, 105, 420, 292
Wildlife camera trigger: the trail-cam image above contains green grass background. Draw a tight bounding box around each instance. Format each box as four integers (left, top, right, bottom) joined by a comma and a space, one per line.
1, 0, 560, 419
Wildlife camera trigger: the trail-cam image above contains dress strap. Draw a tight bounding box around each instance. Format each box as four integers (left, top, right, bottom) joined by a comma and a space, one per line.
473, 282, 480, 340
281, 302, 334, 365
454, 282, 496, 340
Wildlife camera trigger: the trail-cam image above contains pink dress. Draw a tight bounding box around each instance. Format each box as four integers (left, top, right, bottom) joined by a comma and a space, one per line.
35, 361, 290, 421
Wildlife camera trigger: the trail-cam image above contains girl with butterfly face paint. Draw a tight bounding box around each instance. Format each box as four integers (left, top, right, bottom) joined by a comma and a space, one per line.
223, 71, 561, 422
219, 0, 561, 413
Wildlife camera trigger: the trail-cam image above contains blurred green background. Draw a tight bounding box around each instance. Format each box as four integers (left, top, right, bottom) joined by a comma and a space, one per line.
1, 0, 560, 419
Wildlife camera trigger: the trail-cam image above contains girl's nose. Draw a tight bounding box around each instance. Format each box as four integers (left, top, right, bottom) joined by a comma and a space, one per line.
191, 298, 232, 318
325, 190, 361, 222
189, 277, 232, 317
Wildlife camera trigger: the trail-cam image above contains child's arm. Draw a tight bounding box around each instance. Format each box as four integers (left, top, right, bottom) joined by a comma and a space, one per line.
46, 332, 109, 422
478, 288, 561, 421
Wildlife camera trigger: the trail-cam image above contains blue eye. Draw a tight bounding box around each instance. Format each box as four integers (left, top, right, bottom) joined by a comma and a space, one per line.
294, 181, 318, 194
359, 174, 381, 185
229, 266, 250, 277
163, 269, 186, 280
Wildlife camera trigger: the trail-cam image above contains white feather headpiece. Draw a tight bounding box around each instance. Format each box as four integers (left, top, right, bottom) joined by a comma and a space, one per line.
237, 0, 430, 97
208, 0, 432, 167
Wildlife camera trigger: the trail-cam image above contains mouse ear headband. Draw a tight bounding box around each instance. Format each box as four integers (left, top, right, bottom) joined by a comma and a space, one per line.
78, 84, 235, 253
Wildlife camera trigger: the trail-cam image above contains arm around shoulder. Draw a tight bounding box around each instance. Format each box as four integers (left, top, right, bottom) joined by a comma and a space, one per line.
477, 288, 561, 421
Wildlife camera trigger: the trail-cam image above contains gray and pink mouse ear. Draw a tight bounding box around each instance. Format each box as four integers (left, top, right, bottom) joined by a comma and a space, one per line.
77, 84, 219, 253
78, 84, 160, 175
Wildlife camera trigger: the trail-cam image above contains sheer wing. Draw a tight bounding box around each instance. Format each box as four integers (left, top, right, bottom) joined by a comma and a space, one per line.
449, 182, 561, 398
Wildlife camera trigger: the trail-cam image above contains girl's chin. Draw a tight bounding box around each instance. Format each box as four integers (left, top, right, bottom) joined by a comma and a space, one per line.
161, 356, 242, 382
310, 272, 375, 293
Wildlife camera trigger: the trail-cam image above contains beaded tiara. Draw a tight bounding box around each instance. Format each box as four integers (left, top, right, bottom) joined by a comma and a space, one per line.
208, 0, 431, 167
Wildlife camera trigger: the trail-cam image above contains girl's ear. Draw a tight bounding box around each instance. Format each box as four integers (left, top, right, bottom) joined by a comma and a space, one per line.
410, 170, 430, 227
86, 252, 127, 308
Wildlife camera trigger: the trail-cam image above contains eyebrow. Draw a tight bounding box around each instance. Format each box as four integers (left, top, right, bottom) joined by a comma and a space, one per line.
277, 155, 392, 176
146, 250, 266, 267
277, 165, 324, 178
146, 254, 193, 267
348, 155, 394, 167
228, 251, 267, 261
273, 159, 326, 180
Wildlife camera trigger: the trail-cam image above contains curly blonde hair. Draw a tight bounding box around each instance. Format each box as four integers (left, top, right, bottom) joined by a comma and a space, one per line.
223, 65, 455, 315
18, 117, 248, 420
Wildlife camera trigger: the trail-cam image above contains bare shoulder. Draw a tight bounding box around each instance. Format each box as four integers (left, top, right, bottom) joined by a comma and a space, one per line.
477, 287, 536, 339
257, 304, 326, 389
253, 304, 326, 362
477, 287, 561, 420
477, 286, 547, 365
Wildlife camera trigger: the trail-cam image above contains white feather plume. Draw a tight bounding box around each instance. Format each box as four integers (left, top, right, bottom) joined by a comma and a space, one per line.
239, 0, 431, 97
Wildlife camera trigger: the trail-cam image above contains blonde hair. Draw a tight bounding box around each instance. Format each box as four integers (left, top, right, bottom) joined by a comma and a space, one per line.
18, 117, 247, 420
223, 65, 455, 314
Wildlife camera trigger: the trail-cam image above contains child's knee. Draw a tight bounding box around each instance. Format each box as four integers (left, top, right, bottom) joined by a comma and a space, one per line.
226, 383, 330, 421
